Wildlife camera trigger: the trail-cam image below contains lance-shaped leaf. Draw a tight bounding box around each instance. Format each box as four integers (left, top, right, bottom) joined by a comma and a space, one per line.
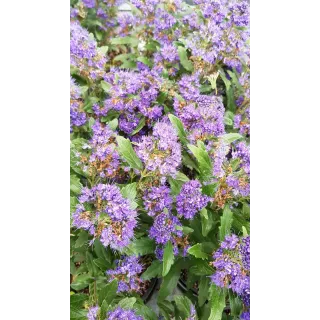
116, 136, 143, 170
208, 285, 226, 320
162, 242, 174, 277
187, 143, 213, 180
168, 114, 188, 145
219, 205, 233, 241
178, 46, 194, 72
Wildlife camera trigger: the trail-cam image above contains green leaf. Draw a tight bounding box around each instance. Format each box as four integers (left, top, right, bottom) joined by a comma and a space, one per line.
86, 252, 98, 276
158, 300, 174, 320
242, 202, 250, 219
137, 56, 153, 67
107, 118, 118, 131
70, 196, 78, 214
219, 69, 236, 112
224, 110, 234, 127
187, 143, 213, 181
75, 231, 88, 248
182, 226, 194, 234
141, 260, 162, 281
232, 212, 250, 234
113, 53, 136, 62
168, 172, 188, 195
158, 260, 182, 301
201, 208, 214, 237
174, 295, 193, 318
177, 46, 194, 72
71, 175, 82, 195
221, 133, 243, 144
117, 297, 136, 309
189, 259, 214, 276
98, 280, 118, 305
71, 274, 92, 291
120, 182, 137, 201
126, 237, 155, 256
70, 307, 87, 319
134, 303, 158, 320
100, 110, 120, 123
100, 81, 111, 93
116, 136, 143, 170
242, 226, 248, 236
208, 285, 226, 320
130, 117, 146, 136
94, 239, 111, 262
99, 46, 109, 54
182, 151, 199, 172
94, 258, 110, 271
188, 243, 208, 260
198, 277, 210, 307
100, 300, 110, 320
219, 206, 233, 241
70, 294, 88, 309
162, 242, 174, 277
110, 36, 139, 46
168, 114, 188, 145
229, 290, 243, 317
227, 70, 243, 92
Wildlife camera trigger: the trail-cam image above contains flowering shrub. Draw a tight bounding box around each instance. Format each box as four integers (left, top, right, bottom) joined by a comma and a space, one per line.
70, 0, 250, 319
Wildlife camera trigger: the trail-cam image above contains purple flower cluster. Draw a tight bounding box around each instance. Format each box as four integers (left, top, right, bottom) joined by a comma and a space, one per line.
154, 43, 180, 76
186, 0, 250, 67
240, 311, 250, 320
70, 21, 106, 81
226, 175, 249, 197
211, 234, 250, 310
106, 256, 143, 293
149, 212, 182, 245
87, 306, 99, 320
212, 139, 230, 178
174, 74, 225, 143
176, 180, 211, 219
136, 121, 182, 177
103, 68, 162, 134
143, 186, 173, 217
107, 307, 143, 320
232, 141, 250, 175
72, 184, 137, 250
149, 212, 185, 260
70, 77, 86, 131
234, 108, 250, 135
73, 121, 120, 179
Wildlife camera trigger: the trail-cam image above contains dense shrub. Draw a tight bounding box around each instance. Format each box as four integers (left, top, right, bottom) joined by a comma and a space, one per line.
70, 1, 250, 319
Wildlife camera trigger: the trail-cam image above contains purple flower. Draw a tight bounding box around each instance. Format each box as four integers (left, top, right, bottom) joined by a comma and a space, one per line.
87, 306, 99, 320
73, 121, 120, 179
226, 175, 250, 197
143, 186, 173, 217
106, 256, 143, 293
103, 68, 162, 134
72, 184, 137, 250
70, 77, 86, 131
176, 180, 211, 220
211, 234, 250, 309
82, 0, 96, 9
213, 140, 230, 178
240, 311, 250, 320
232, 141, 250, 175
107, 307, 143, 320
70, 21, 106, 81
149, 212, 182, 245
136, 121, 182, 177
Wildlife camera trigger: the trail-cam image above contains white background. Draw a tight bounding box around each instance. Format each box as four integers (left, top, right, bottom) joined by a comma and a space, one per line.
0, 0, 319, 319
